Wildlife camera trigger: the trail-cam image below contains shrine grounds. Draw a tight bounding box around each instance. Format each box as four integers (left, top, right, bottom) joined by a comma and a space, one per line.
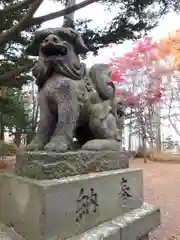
131, 158, 180, 240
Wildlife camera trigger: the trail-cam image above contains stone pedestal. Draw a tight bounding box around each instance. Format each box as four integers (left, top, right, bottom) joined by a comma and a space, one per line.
0, 169, 143, 240
68, 204, 160, 240
0, 150, 160, 239
16, 150, 130, 179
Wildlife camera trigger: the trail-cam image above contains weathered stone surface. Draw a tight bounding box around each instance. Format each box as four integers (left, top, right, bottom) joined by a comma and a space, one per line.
112, 203, 160, 240
139, 235, 149, 240
0, 174, 43, 240
0, 222, 24, 240
16, 150, 130, 179
67, 203, 160, 240
0, 169, 142, 240
41, 169, 143, 239
81, 140, 121, 151
68, 221, 121, 240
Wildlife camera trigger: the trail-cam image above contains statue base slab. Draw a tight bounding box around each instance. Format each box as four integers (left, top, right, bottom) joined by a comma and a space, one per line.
16, 150, 130, 179
0, 204, 159, 240
0, 204, 160, 240
68, 203, 160, 240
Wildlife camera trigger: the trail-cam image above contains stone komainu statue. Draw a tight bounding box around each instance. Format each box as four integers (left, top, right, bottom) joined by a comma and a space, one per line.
25, 25, 124, 152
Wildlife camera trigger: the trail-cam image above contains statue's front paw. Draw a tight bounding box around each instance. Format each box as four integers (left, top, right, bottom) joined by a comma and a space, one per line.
115, 129, 122, 142
26, 143, 44, 151
26, 138, 45, 151
44, 139, 68, 152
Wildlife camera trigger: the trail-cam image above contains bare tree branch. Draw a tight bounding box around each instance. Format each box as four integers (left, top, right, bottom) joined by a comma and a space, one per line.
0, 0, 99, 46
0, 0, 35, 13
0, 0, 43, 46
30, 0, 99, 26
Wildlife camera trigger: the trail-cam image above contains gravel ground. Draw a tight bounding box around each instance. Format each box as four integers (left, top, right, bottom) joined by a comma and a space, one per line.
131, 158, 180, 240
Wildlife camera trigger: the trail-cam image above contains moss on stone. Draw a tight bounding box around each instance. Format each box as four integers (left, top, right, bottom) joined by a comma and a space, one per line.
16, 150, 130, 179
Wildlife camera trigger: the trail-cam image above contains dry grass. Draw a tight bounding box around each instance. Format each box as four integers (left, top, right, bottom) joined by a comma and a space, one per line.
149, 150, 180, 162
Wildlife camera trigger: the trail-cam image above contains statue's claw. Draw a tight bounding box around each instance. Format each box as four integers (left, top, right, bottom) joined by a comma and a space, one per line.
26, 137, 45, 151
44, 136, 68, 152
115, 130, 122, 142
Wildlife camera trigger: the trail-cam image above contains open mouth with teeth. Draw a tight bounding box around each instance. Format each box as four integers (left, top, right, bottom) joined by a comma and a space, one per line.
41, 43, 68, 57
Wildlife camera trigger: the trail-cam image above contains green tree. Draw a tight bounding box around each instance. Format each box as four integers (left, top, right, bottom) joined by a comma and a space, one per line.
0, 0, 37, 137
0, 88, 30, 144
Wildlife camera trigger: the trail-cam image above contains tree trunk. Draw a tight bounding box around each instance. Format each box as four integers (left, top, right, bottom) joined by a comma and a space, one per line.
117, 116, 124, 151
64, 0, 76, 23
63, 0, 76, 27
147, 105, 155, 149
14, 131, 21, 146
155, 103, 161, 151
138, 113, 147, 163
128, 119, 132, 151
26, 131, 36, 144
142, 134, 147, 163
128, 109, 133, 151
0, 88, 5, 141
0, 113, 4, 141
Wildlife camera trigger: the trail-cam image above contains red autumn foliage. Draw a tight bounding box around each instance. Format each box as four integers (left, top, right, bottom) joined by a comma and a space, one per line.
109, 36, 168, 108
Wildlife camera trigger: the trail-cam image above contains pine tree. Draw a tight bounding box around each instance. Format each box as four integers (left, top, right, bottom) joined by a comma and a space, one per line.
1, 0, 180, 83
